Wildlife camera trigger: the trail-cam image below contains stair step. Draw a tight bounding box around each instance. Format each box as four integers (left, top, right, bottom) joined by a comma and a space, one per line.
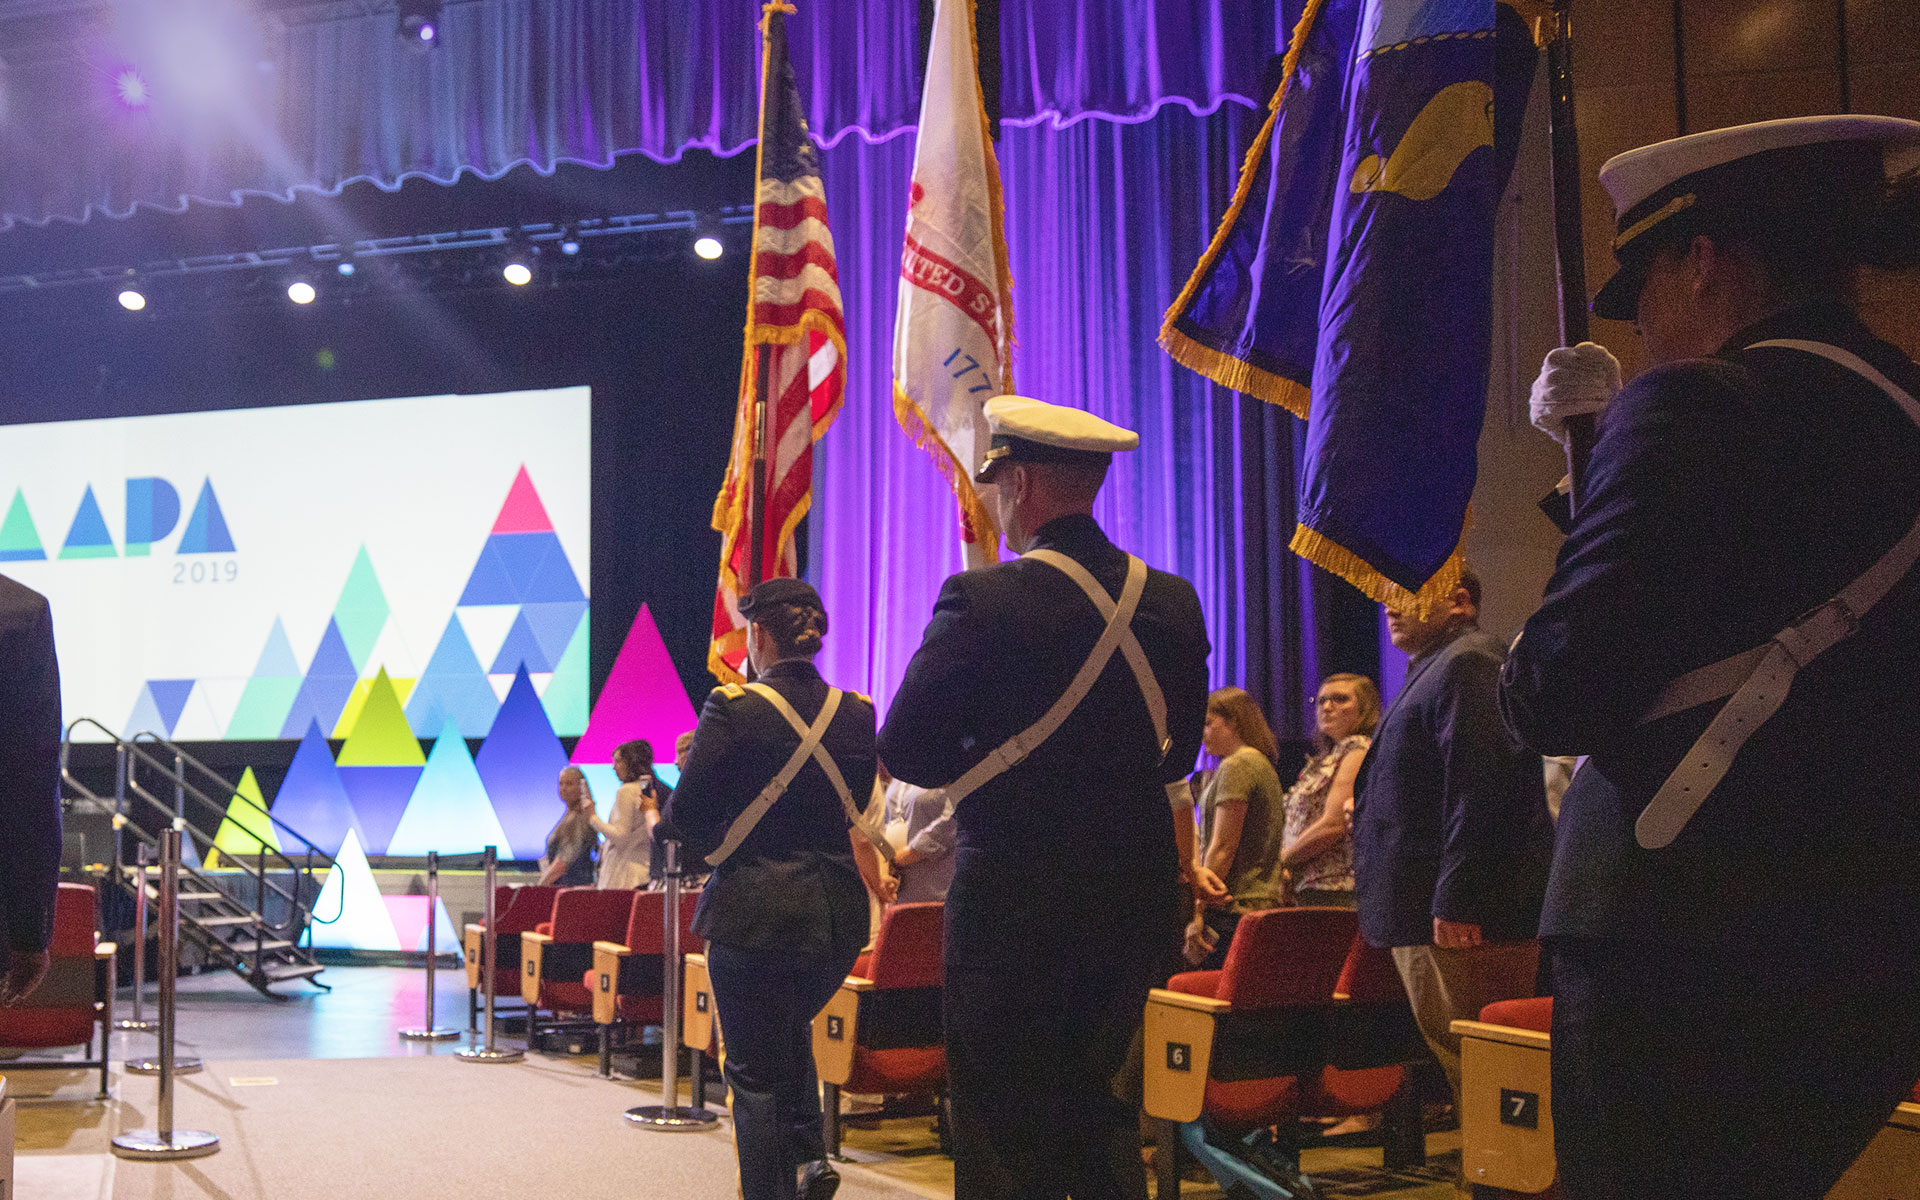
237, 939, 294, 953
193, 914, 262, 929
263, 963, 326, 982
173, 891, 223, 903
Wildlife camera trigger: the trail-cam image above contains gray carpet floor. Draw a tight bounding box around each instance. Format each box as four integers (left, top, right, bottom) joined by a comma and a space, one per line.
12, 1055, 930, 1200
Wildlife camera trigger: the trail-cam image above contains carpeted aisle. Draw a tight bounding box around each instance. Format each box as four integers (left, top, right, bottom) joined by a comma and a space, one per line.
86, 1055, 926, 1200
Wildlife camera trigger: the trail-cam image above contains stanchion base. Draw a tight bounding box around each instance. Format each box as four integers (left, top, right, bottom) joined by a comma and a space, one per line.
399, 1027, 462, 1042
113, 1019, 157, 1032
111, 1129, 220, 1161
625, 1105, 720, 1130
455, 1046, 525, 1063
125, 1057, 203, 1076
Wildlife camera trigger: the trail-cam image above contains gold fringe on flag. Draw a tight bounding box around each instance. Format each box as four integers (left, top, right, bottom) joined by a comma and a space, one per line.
1288, 516, 1472, 620
894, 383, 1001, 563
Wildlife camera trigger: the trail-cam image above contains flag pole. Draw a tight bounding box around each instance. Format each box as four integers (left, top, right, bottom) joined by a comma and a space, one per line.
1546, 0, 1596, 514
745, 4, 792, 591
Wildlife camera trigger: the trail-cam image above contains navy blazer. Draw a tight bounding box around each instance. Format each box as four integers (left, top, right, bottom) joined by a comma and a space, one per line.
878, 514, 1211, 869
1353, 626, 1551, 948
1501, 304, 1920, 950
667, 658, 875, 960
0, 575, 62, 970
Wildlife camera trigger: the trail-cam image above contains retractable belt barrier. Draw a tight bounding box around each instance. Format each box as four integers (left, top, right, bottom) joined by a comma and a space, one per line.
457, 846, 524, 1064
399, 850, 459, 1042
626, 840, 719, 1130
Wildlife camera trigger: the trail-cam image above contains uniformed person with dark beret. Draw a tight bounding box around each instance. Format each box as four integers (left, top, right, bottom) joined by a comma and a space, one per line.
666, 578, 887, 1200
1502, 116, 1920, 1199
880, 396, 1211, 1200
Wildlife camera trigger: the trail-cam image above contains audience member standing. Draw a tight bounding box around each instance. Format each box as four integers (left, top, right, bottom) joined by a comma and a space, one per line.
537, 766, 599, 887
1280, 673, 1378, 907
668, 579, 881, 1200
880, 767, 955, 904
1351, 568, 1551, 1102
0, 574, 61, 1006
593, 739, 663, 889
880, 397, 1209, 1200
1182, 687, 1285, 968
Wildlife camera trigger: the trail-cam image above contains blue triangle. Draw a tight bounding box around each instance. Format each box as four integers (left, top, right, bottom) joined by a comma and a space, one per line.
522, 538, 586, 603
474, 667, 569, 859
269, 721, 363, 856
60, 485, 116, 555
387, 719, 513, 856
488, 532, 555, 602
279, 620, 360, 739
488, 608, 552, 674
457, 539, 520, 606
520, 601, 589, 667
251, 618, 301, 678
125, 685, 166, 738
406, 618, 499, 737
178, 478, 236, 555
147, 679, 196, 732
338, 765, 424, 857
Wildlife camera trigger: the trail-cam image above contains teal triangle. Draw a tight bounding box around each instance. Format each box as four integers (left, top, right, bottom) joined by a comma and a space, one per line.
178, 478, 236, 554
540, 612, 589, 738
387, 720, 513, 856
488, 608, 552, 674
332, 547, 390, 673
59, 485, 116, 558
0, 489, 45, 561
227, 676, 302, 740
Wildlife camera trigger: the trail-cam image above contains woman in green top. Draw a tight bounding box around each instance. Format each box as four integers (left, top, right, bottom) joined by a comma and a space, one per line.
1183, 687, 1287, 969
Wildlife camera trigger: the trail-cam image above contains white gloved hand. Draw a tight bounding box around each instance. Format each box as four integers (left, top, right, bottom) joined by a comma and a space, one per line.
1529, 341, 1622, 446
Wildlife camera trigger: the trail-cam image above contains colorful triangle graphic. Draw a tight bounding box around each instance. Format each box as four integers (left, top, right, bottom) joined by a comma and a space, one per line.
0, 488, 46, 561
307, 830, 400, 951
125, 685, 167, 738
203, 768, 281, 870
334, 675, 415, 740
541, 611, 590, 738
332, 547, 390, 674
386, 719, 513, 856
177, 478, 236, 555
338, 765, 424, 857
488, 608, 552, 674
490, 465, 556, 535
146, 679, 195, 733
474, 667, 570, 859
59, 485, 116, 559
405, 617, 499, 738
269, 720, 363, 856
337, 669, 426, 766
280, 619, 360, 740
572, 604, 698, 765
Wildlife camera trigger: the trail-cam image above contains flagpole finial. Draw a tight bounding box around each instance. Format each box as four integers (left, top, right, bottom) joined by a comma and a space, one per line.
760, 0, 797, 31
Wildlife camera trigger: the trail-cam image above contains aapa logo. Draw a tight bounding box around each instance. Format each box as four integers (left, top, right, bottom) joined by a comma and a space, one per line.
0, 478, 234, 561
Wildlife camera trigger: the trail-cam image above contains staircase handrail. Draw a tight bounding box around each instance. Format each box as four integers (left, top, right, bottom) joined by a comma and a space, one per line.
128, 730, 339, 868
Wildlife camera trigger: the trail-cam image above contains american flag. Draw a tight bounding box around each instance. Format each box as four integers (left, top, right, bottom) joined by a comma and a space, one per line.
708, 1, 846, 683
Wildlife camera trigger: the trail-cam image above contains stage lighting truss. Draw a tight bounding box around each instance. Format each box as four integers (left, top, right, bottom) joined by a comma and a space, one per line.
0, 209, 752, 316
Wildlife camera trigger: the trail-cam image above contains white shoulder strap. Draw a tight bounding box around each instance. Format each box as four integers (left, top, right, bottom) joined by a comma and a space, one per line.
1635, 338, 1920, 848
1024, 549, 1171, 756
939, 553, 1156, 813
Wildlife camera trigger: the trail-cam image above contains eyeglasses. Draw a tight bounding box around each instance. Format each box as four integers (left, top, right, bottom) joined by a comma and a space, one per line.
1313, 693, 1355, 707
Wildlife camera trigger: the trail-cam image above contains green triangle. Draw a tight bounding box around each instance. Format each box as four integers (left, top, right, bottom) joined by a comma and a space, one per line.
336, 667, 426, 766
203, 768, 282, 869
540, 612, 590, 737
333, 547, 390, 672
0, 489, 46, 558
226, 676, 302, 740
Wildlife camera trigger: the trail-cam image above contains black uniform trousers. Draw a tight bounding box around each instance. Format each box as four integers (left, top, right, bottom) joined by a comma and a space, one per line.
707, 940, 862, 1200
944, 848, 1181, 1200
1549, 935, 1920, 1200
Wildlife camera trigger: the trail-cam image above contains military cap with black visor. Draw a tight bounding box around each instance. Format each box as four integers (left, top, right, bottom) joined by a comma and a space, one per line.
972, 394, 1141, 484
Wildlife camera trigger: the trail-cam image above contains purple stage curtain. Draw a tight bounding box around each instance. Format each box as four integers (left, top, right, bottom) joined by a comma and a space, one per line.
0, 0, 1275, 229
811, 99, 1354, 739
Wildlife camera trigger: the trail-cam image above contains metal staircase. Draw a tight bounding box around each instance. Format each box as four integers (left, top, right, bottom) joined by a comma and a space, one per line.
63, 718, 335, 998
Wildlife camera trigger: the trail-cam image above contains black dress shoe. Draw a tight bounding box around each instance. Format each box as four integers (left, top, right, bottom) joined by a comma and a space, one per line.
799, 1159, 840, 1200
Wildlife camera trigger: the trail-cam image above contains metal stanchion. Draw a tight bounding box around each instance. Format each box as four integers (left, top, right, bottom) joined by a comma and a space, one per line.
400, 851, 459, 1042
114, 844, 156, 1032
456, 846, 523, 1063
126, 827, 202, 1075
113, 828, 220, 1161
626, 840, 717, 1130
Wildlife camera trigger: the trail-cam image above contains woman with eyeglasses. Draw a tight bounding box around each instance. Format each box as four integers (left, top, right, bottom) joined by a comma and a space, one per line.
1280, 673, 1381, 907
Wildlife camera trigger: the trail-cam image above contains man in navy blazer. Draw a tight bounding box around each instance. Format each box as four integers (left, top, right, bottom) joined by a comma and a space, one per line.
1350, 567, 1551, 1101
0, 574, 63, 1006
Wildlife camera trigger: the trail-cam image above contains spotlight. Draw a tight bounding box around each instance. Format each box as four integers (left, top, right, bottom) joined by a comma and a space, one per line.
693, 235, 723, 261
287, 279, 316, 305
336, 260, 356, 277
114, 68, 151, 108
502, 259, 533, 286
558, 226, 581, 256
117, 288, 147, 312
398, 0, 442, 46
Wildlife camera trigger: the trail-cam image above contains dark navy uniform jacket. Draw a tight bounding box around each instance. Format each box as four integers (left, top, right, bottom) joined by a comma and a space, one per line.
1352, 626, 1552, 948
878, 513, 1210, 868
1501, 304, 1920, 951
666, 658, 876, 961
0, 575, 62, 972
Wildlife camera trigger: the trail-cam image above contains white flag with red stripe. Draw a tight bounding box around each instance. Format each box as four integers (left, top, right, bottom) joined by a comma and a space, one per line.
709, 2, 846, 682
892, 0, 1015, 566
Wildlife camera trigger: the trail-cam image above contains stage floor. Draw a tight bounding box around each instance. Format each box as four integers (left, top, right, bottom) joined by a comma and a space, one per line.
4, 967, 1459, 1200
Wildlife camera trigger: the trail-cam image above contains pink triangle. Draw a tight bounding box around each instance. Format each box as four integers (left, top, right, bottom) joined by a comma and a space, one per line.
382, 895, 432, 955
490, 466, 555, 535
572, 603, 700, 765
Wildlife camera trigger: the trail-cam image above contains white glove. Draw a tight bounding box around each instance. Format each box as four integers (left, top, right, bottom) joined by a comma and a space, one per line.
1529, 341, 1622, 446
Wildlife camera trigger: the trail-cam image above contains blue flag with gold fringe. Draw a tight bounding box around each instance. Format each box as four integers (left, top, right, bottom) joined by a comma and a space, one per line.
1162, 0, 1540, 613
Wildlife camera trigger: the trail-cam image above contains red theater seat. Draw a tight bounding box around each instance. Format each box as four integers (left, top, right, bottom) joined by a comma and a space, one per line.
519, 887, 637, 1046
1300, 936, 1430, 1168
587, 889, 702, 1026
813, 902, 948, 1157
0, 884, 116, 1098
464, 885, 560, 1009
1478, 996, 1552, 1032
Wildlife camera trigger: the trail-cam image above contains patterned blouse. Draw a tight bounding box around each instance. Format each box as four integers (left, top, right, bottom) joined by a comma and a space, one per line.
1281, 734, 1369, 895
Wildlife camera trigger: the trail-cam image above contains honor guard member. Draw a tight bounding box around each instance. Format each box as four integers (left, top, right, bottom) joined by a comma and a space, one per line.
1502, 116, 1920, 1200
0, 573, 62, 1007
880, 396, 1210, 1200
666, 578, 887, 1200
